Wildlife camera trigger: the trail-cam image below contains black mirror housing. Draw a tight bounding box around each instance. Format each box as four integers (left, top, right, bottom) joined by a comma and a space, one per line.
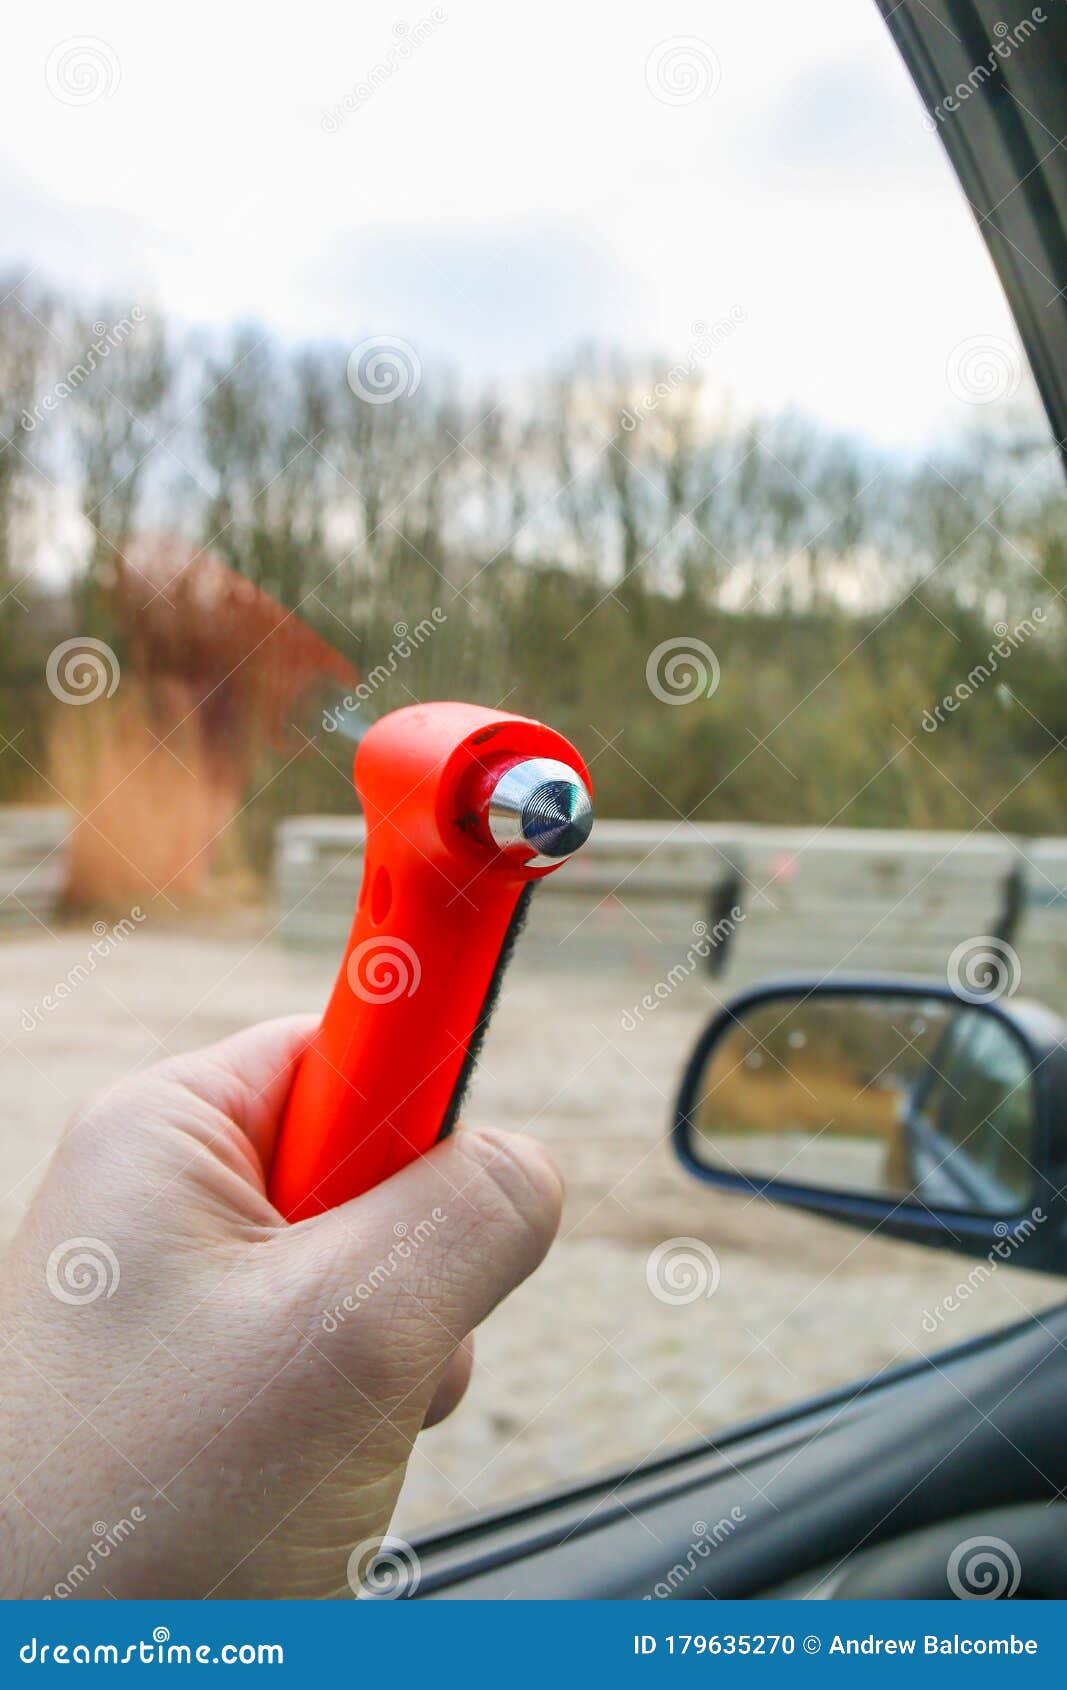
672, 976, 1067, 1274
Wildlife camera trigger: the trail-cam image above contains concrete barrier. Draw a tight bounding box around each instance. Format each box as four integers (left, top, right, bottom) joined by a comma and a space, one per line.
271, 815, 1067, 1007
713, 826, 1027, 985
272, 816, 740, 967
1022, 840, 1067, 1004
0, 808, 69, 929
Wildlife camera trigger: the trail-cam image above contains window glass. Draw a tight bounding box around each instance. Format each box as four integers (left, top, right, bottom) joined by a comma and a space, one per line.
0, 0, 1063, 1537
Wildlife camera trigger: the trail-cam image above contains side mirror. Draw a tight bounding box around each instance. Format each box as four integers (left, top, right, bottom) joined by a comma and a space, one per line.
672, 977, 1067, 1273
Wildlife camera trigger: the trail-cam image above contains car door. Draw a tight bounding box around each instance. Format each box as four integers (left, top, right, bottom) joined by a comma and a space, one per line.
4, 0, 1065, 1604
394, 0, 1067, 1599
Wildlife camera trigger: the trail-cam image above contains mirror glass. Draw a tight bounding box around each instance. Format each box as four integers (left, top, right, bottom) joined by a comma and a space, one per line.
685, 991, 1038, 1217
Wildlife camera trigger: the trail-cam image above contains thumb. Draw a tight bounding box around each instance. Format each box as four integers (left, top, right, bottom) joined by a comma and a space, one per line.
293, 1127, 563, 1358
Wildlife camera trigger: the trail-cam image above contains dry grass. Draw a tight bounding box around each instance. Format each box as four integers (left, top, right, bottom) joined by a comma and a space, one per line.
696, 1057, 900, 1142
41, 537, 361, 914
47, 684, 250, 912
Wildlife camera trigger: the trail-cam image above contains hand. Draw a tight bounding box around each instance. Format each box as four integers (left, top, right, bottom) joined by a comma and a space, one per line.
0, 1016, 562, 1598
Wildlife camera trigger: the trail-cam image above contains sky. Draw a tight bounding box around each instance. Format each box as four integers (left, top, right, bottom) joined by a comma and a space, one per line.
0, 0, 1041, 450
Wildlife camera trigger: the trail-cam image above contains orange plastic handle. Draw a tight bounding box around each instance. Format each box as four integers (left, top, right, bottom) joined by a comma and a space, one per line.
269, 702, 592, 1220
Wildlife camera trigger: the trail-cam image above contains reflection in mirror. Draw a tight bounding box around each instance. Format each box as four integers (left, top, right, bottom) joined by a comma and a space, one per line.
687, 992, 1038, 1218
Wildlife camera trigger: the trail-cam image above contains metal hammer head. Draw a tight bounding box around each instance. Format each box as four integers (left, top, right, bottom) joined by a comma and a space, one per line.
353, 702, 594, 878
486, 757, 594, 867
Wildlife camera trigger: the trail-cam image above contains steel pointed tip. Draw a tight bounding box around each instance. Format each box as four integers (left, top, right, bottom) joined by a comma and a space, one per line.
487, 758, 594, 866
520, 777, 594, 858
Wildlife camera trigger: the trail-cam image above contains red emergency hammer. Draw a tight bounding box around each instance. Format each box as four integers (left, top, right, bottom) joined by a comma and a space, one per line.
269, 702, 594, 1220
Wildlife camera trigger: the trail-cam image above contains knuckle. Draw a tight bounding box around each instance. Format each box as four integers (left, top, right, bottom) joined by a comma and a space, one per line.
455, 1129, 562, 1241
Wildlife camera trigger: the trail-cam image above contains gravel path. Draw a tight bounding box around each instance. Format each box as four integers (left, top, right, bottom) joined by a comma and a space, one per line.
0, 916, 1058, 1536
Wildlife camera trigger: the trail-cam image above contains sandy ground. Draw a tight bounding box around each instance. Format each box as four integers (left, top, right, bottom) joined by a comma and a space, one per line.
0, 912, 1060, 1537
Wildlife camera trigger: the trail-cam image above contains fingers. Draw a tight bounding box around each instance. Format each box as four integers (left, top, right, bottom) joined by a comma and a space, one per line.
296, 1127, 563, 1362
146, 1015, 319, 1165
423, 1338, 474, 1427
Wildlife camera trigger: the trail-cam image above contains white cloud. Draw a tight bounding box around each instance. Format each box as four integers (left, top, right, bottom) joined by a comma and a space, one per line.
0, 0, 1037, 447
